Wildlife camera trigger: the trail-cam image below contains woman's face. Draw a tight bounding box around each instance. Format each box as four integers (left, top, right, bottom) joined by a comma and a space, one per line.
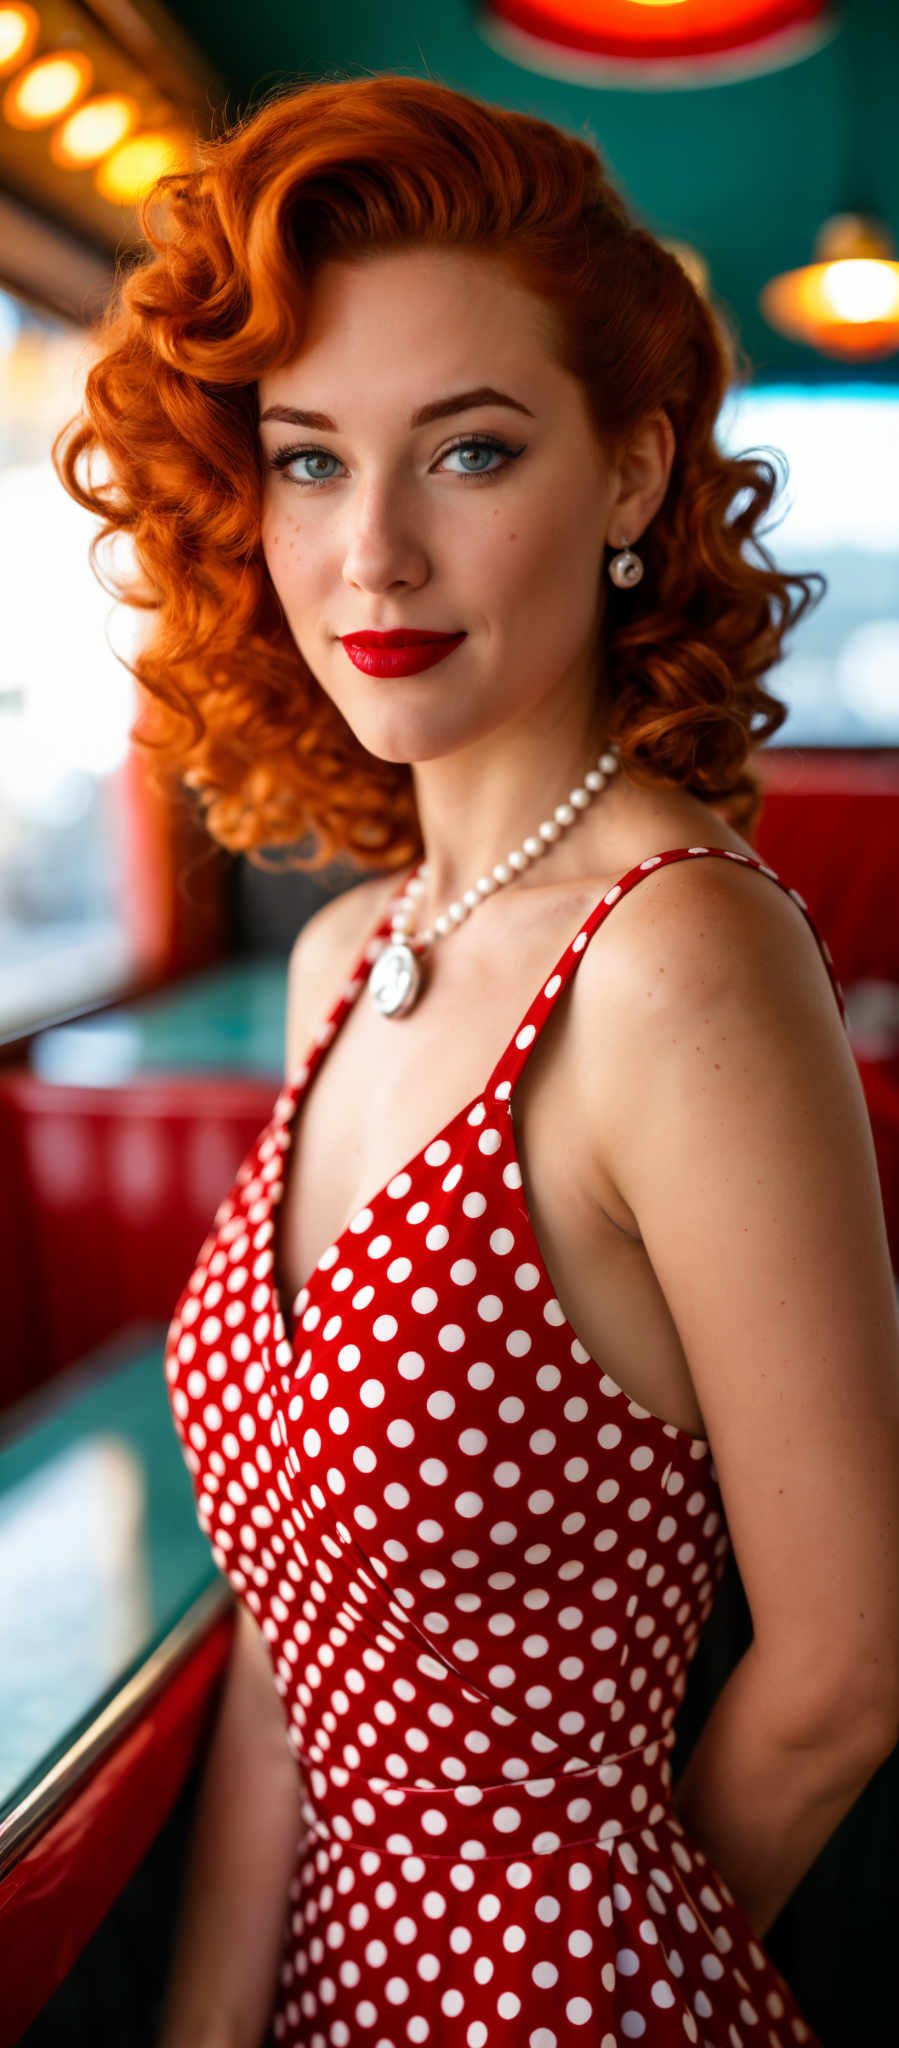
258, 247, 655, 766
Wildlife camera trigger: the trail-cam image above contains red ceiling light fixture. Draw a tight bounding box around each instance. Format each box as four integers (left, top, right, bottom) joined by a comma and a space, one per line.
480, 1, 839, 87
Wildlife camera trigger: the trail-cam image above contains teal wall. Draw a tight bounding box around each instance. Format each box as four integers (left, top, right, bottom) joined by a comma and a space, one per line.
170, 0, 899, 384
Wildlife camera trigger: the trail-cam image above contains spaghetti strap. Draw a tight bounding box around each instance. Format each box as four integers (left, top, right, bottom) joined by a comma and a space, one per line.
286, 875, 407, 1090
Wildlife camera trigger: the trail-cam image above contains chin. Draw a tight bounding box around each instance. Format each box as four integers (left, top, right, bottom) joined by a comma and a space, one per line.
341, 705, 468, 765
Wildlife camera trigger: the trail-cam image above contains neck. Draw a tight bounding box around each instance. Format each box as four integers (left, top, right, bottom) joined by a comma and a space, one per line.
407, 710, 614, 915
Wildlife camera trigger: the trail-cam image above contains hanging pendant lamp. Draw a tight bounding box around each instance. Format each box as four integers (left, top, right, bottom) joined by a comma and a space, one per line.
760, 214, 899, 361
480, 1, 839, 88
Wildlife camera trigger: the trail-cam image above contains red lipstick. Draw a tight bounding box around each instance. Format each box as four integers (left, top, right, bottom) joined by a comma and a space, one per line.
340, 630, 467, 677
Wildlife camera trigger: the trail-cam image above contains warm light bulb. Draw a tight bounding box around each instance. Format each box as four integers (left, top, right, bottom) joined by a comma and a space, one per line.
820, 260, 899, 324
3, 49, 93, 127
51, 92, 140, 169
0, 2, 39, 75
94, 130, 189, 205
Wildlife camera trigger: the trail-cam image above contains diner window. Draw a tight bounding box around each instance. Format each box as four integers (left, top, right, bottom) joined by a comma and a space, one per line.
0, 285, 141, 1042
717, 384, 899, 746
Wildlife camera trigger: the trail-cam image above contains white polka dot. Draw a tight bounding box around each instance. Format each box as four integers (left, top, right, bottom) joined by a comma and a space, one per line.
478, 1129, 502, 1155
515, 1024, 536, 1049
459, 1429, 487, 1455
498, 1396, 525, 1423
451, 1260, 477, 1285
420, 1456, 448, 1486
497, 1993, 521, 2019
425, 1139, 451, 1166
455, 1491, 484, 1518
478, 1295, 503, 1321
399, 1350, 425, 1378
438, 1324, 465, 1351
387, 1418, 414, 1448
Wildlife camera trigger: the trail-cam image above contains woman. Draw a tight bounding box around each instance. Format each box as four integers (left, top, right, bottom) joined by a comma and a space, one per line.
55, 72, 898, 2048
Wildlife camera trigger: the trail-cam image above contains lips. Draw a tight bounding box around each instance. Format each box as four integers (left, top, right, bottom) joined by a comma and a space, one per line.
341, 634, 467, 677
340, 630, 464, 647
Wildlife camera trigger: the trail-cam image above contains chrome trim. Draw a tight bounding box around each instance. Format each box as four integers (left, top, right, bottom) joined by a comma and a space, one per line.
0, 1579, 234, 1879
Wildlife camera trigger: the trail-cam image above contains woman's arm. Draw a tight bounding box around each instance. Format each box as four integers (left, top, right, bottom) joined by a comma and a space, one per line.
578, 854, 899, 1937
156, 1606, 304, 2048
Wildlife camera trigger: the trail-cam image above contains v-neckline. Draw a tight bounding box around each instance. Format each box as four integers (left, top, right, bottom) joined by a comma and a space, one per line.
264, 871, 581, 1351
269, 1076, 490, 1347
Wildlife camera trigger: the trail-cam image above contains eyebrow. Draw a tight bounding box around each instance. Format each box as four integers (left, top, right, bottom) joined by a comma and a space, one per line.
257, 385, 535, 431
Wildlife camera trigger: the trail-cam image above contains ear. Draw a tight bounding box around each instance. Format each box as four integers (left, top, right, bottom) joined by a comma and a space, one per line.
606, 410, 675, 546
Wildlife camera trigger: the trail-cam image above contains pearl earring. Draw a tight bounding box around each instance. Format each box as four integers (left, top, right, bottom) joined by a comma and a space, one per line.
608, 537, 644, 589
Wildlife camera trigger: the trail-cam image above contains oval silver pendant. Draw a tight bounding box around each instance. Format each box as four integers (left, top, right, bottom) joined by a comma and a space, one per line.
369, 939, 423, 1019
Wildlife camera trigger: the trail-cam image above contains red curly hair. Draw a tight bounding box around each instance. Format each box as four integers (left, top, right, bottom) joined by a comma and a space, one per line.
53, 71, 823, 872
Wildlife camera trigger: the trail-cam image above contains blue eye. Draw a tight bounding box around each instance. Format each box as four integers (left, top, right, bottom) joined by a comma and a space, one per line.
266, 431, 525, 489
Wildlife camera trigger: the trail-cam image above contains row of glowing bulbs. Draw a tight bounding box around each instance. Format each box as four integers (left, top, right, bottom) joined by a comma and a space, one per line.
0, 2, 187, 203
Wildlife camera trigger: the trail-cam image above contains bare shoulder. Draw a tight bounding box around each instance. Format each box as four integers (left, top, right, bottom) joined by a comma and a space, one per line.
570, 844, 856, 1230
284, 869, 397, 1079
577, 845, 841, 1038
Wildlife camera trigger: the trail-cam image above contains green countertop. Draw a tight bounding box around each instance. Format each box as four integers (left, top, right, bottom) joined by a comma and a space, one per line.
0, 1327, 226, 1829
28, 959, 289, 1086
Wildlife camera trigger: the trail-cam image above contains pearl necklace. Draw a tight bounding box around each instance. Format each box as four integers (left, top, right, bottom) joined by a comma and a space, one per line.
368, 744, 621, 1019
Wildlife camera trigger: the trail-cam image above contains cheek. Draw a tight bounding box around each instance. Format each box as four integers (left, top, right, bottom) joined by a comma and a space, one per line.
259, 504, 280, 572
260, 508, 305, 600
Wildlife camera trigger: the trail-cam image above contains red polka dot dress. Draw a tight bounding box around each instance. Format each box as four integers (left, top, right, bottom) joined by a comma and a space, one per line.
165, 847, 846, 2048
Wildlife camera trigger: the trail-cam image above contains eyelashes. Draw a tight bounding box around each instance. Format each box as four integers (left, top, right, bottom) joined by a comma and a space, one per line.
266, 431, 526, 490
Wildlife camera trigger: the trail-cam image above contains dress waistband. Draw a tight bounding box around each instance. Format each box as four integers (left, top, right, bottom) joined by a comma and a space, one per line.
297, 1735, 675, 1862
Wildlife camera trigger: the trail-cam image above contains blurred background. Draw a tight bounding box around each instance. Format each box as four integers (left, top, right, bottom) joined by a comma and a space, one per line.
0, 6, 897, 2045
